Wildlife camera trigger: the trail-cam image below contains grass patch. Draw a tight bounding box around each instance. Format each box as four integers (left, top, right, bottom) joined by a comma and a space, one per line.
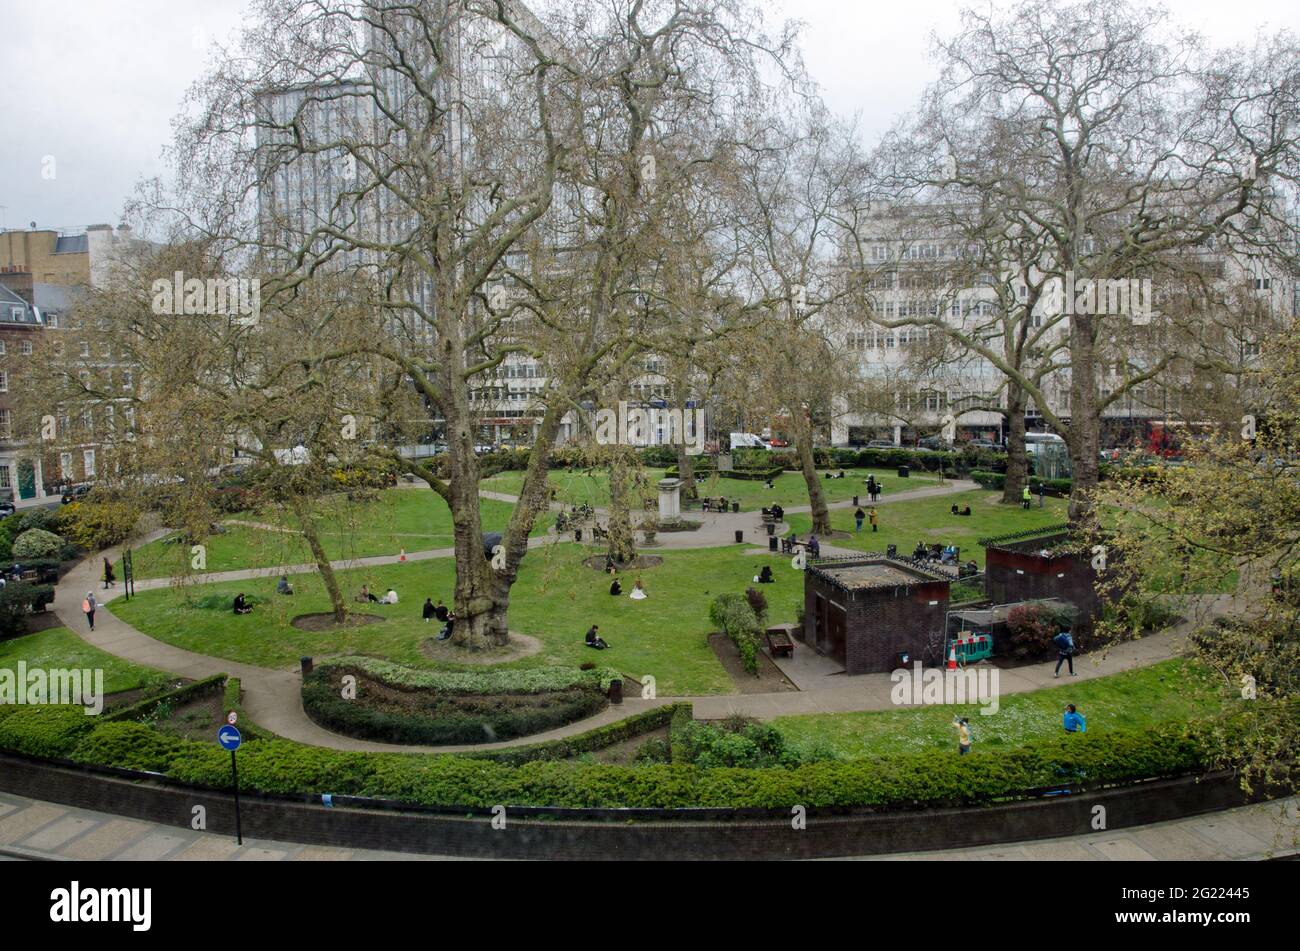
785, 489, 1068, 567
109, 543, 808, 696
772, 659, 1225, 758
0, 627, 171, 695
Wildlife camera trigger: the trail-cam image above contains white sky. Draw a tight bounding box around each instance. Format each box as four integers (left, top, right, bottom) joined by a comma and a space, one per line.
0, 0, 1293, 232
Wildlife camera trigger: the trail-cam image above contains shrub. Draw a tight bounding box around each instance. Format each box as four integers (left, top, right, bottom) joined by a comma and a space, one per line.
11, 528, 64, 560
0, 582, 56, 637
0, 705, 95, 758
56, 499, 140, 551
1006, 603, 1057, 659
18, 508, 59, 533
709, 593, 761, 675
70, 722, 184, 773
634, 737, 672, 764
744, 586, 768, 623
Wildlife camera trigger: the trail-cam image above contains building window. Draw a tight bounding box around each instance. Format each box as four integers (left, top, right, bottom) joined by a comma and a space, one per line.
20, 340, 32, 356
0, 410, 9, 438
60, 453, 73, 479
83, 449, 96, 477
0, 465, 9, 489
0, 340, 5, 355
0, 370, 6, 393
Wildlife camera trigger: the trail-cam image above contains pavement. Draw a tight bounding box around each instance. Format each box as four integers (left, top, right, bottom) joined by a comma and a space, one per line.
0, 789, 1293, 861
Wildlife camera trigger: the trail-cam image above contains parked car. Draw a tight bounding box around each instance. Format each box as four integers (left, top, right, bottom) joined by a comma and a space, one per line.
966, 439, 1001, 451
0, 500, 14, 518
61, 484, 92, 505
917, 436, 952, 451
865, 439, 896, 449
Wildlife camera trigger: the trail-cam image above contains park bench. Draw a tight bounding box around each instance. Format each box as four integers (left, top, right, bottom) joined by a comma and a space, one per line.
765, 626, 795, 658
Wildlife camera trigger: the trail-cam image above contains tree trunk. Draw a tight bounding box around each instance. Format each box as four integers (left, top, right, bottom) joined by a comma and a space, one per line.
1067, 316, 1102, 525
674, 384, 697, 499
1001, 384, 1029, 505
794, 419, 832, 535
605, 446, 638, 563
288, 496, 347, 624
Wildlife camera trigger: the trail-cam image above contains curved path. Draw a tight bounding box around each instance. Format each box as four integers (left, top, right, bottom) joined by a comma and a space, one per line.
45, 477, 1204, 753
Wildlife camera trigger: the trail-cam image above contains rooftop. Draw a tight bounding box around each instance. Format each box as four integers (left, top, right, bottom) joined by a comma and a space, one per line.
810, 556, 949, 591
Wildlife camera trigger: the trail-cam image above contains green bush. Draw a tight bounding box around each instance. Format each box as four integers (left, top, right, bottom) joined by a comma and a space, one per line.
11, 529, 64, 560
70, 722, 184, 773
19, 509, 59, 533
0, 705, 95, 758
57, 500, 140, 551
709, 593, 761, 675
0, 583, 56, 638
189, 593, 268, 611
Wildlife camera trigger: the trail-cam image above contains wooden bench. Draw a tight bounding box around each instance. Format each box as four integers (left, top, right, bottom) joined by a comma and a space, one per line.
765, 627, 795, 658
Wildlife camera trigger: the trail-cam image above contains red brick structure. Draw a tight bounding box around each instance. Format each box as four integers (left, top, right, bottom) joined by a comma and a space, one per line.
981, 527, 1104, 637
803, 557, 950, 674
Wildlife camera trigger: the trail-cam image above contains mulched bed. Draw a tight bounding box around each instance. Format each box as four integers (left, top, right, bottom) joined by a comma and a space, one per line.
291, 612, 386, 632
582, 554, 664, 571
146, 689, 227, 743
707, 632, 799, 694
419, 631, 541, 664
580, 724, 670, 764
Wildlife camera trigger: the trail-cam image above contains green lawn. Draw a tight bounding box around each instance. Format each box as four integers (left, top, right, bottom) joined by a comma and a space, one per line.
773, 659, 1227, 758
785, 489, 1068, 567
483, 466, 937, 513
109, 543, 808, 696
124, 489, 549, 580
0, 627, 171, 695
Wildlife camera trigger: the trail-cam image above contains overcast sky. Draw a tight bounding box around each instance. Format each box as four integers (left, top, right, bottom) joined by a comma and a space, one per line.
0, 0, 1292, 233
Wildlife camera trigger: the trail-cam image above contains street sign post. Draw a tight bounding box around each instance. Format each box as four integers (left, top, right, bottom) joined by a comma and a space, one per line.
218, 724, 243, 845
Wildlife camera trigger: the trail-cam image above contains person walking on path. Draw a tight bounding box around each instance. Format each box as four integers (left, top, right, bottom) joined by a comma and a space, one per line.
1063, 703, 1087, 732
952, 716, 972, 755
869, 507, 879, 532
1022, 485, 1032, 509
1053, 629, 1077, 677
102, 558, 115, 590
82, 592, 97, 631
854, 507, 866, 532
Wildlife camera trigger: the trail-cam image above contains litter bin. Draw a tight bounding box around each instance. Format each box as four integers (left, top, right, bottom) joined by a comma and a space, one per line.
897, 465, 910, 478
766, 522, 776, 536
734, 529, 744, 543
768, 536, 778, 552
300, 656, 313, 676
608, 679, 623, 704
853, 495, 859, 506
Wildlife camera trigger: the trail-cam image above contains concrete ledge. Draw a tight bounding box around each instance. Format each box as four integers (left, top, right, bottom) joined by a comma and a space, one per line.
0, 752, 1279, 860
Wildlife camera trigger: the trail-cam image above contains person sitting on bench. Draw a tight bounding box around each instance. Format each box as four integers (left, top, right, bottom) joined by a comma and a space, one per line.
758, 564, 774, 584
941, 544, 958, 566
912, 541, 927, 560
771, 503, 784, 522
807, 535, 821, 558
232, 592, 253, 615
609, 576, 622, 596
585, 624, 610, 649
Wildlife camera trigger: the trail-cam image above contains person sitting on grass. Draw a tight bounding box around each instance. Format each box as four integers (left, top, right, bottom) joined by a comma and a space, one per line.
437, 609, 456, 641
1063, 703, 1087, 733
951, 503, 960, 516
961, 505, 972, 516
276, 575, 294, 595
758, 564, 774, 584
629, 577, 647, 600
604, 554, 616, 574
383, 588, 399, 605
233, 592, 253, 615
609, 575, 623, 596
422, 597, 436, 622
585, 624, 610, 649
358, 584, 381, 603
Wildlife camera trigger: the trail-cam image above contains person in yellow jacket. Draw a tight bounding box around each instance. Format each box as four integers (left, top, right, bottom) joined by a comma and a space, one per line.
1021, 485, 1032, 509
952, 716, 972, 755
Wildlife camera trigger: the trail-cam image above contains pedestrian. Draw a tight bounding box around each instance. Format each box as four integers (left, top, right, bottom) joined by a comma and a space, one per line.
102, 558, 115, 589
1053, 628, 1076, 677
82, 591, 97, 631
1022, 485, 1032, 510
854, 507, 866, 532
869, 507, 879, 532
1063, 703, 1087, 733
952, 716, 972, 755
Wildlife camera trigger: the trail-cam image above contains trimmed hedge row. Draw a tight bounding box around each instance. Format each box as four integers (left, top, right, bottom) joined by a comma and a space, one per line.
459, 703, 684, 766
970, 471, 1074, 496
302, 666, 608, 746
316, 656, 621, 694
0, 700, 1290, 809
104, 673, 227, 723
709, 593, 761, 675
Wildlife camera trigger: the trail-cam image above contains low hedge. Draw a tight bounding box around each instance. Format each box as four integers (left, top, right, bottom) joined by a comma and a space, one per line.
460, 703, 685, 766
302, 668, 607, 746
709, 593, 760, 675
104, 673, 228, 723
970, 471, 1073, 497
317, 656, 621, 694
0, 583, 56, 639
0, 702, 1291, 809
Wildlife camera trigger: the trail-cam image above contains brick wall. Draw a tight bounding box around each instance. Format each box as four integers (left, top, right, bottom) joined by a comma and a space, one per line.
805, 571, 949, 674
985, 540, 1103, 639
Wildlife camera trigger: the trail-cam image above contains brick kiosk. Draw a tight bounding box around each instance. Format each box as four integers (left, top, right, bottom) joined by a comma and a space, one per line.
803, 556, 950, 674
981, 525, 1103, 637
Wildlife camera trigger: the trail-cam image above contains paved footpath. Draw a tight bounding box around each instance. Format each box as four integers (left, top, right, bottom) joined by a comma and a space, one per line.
0, 790, 1293, 861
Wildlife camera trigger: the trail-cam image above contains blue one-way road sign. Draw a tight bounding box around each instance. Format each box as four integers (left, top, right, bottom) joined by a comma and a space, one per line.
218, 725, 242, 751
